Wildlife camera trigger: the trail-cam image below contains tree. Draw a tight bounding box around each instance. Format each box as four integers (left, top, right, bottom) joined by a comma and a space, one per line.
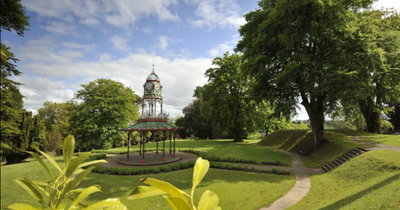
176, 99, 214, 140
388, 102, 400, 132
341, 9, 400, 133
235, 0, 374, 149
194, 53, 265, 142
299, 121, 308, 130
37, 101, 70, 137
0, 0, 30, 137
68, 79, 139, 151
2, 111, 33, 164
1, 0, 30, 161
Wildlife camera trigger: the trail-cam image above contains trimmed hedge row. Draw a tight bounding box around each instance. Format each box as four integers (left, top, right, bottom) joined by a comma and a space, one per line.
92, 161, 196, 175
178, 149, 288, 167
90, 149, 288, 167
91, 149, 167, 154
91, 160, 290, 176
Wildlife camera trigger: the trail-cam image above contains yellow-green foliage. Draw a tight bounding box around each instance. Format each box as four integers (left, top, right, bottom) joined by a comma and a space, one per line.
128, 157, 221, 210
7, 135, 126, 210
298, 121, 308, 130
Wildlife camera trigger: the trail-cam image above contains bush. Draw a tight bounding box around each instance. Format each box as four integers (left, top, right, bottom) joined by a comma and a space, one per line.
154, 168, 161, 173
171, 163, 181, 171
164, 166, 172, 172
158, 166, 166, 172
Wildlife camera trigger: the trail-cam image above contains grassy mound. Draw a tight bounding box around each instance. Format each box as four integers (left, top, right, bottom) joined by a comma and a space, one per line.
257, 130, 314, 152
257, 130, 372, 168
289, 150, 400, 210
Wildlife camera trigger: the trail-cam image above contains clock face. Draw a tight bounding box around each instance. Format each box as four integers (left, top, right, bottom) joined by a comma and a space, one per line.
154, 83, 161, 93
144, 82, 154, 93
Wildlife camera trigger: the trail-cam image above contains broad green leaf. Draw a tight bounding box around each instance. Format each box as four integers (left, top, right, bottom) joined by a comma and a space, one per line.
164, 196, 192, 210
30, 180, 50, 196
68, 186, 101, 210
15, 178, 46, 207
192, 158, 210, 190
127, 186, 166, 200
198, 190, 219, 210
30, 145, 63, 175
142, 178, 187, 203
63, 135, 75, 167
103, 203, 128, 210
66, 188, 86, 197
60, 167, 95, 199
81, 198, 122, 210
56, 200, 68, 210
215, 207, 221, 210
7, 203, 41, 210
77, 159, 108, 169
65, 153, 91, 178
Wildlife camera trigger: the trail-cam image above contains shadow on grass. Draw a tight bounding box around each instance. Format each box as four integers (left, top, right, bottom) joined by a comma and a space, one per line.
320, 173, 400, 210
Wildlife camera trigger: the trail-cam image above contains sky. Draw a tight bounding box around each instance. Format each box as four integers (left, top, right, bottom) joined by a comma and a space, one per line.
3, 0, 400, 120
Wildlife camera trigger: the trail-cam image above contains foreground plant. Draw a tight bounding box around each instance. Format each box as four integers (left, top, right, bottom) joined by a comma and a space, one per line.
128, 157, 221, 210
7, 135, 126, 210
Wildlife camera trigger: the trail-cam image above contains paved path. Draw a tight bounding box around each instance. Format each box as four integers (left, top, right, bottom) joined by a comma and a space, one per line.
349, 136, 400, 152
247, 145, 322, 210
255, 136, 400, 210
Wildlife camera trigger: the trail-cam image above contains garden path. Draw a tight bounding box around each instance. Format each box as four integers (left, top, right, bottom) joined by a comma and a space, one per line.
247, 144, 322, 210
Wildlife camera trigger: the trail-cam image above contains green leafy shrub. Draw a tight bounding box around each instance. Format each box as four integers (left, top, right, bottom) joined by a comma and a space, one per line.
7, 135, 126, 210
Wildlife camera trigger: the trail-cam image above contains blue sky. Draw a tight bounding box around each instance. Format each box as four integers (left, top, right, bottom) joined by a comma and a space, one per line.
3, 0, 400, 120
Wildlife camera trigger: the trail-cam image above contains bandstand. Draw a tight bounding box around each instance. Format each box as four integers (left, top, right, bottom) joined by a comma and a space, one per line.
118, 66, 183, 165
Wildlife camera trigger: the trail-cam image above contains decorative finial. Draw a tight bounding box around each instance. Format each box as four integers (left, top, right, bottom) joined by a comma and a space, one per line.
152, 64, 155, 73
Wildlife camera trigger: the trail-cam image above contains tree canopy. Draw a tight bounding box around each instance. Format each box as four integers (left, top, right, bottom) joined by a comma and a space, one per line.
68, 78, 139, 151
38, 101, 70, 137
235, 0, 380, 148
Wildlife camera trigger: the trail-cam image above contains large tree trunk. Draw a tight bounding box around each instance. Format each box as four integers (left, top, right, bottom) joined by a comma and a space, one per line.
359, 99, 381, 133
232, 127, 243, 142
301, 93, 327, 150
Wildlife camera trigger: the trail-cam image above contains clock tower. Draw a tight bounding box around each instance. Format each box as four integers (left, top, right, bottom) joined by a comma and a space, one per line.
141, 65, 163, 118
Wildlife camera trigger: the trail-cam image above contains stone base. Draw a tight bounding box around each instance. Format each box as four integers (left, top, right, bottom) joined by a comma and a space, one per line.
117, 152, 182, 166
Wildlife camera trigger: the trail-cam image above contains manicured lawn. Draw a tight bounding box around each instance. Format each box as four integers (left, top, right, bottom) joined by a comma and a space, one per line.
361, 135, 400, 147
0, 155, 296, 210
103, 139, 292, 166
288, 150, 400, 210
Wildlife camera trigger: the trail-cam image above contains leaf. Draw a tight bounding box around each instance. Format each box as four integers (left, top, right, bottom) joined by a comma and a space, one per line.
68, 186, 101, 210
1, 45, 11, 62
60, 167, 95, 199
30, 145, 63, 175
63, 135, 75, 167
164, 196, 192, 210
142, 178, 187, 204
26, 151, 54, 181
127, 186, 166, 200
77, 159, 108, 169
15, 178, 46, 207
65, 153, 91, 178
198, 190, 219, 210
192, 157, 210, 190
103, 203, 128, 210
81, 198, 122, 210
6, 203, 42, 210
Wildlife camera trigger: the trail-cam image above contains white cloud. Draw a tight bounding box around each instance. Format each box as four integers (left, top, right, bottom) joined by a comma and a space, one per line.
24, 0, 180, 29
99, 53, 114, 61
11, 40, 212, 117
159, 36, 170, 51
12, 75, 75, 115
187, 0, 245, 30
373, 0, 400, 11
142, 26, 153, 33
110, 35, 130, 52
60, 42, 96, 53
41, 20, 76, 35
79, 18, 101, 26
207, 34, 240, 57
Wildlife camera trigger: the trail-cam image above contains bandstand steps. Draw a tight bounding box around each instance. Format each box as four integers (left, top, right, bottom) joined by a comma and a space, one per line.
321, 147, 369, 173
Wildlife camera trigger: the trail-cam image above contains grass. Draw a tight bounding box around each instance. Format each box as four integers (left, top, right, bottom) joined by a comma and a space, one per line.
257, 130, 372, 168
288, 150, 400, 210
0, 155, 296, 210
103, 139, 292, 166
328, 129, 400, 147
